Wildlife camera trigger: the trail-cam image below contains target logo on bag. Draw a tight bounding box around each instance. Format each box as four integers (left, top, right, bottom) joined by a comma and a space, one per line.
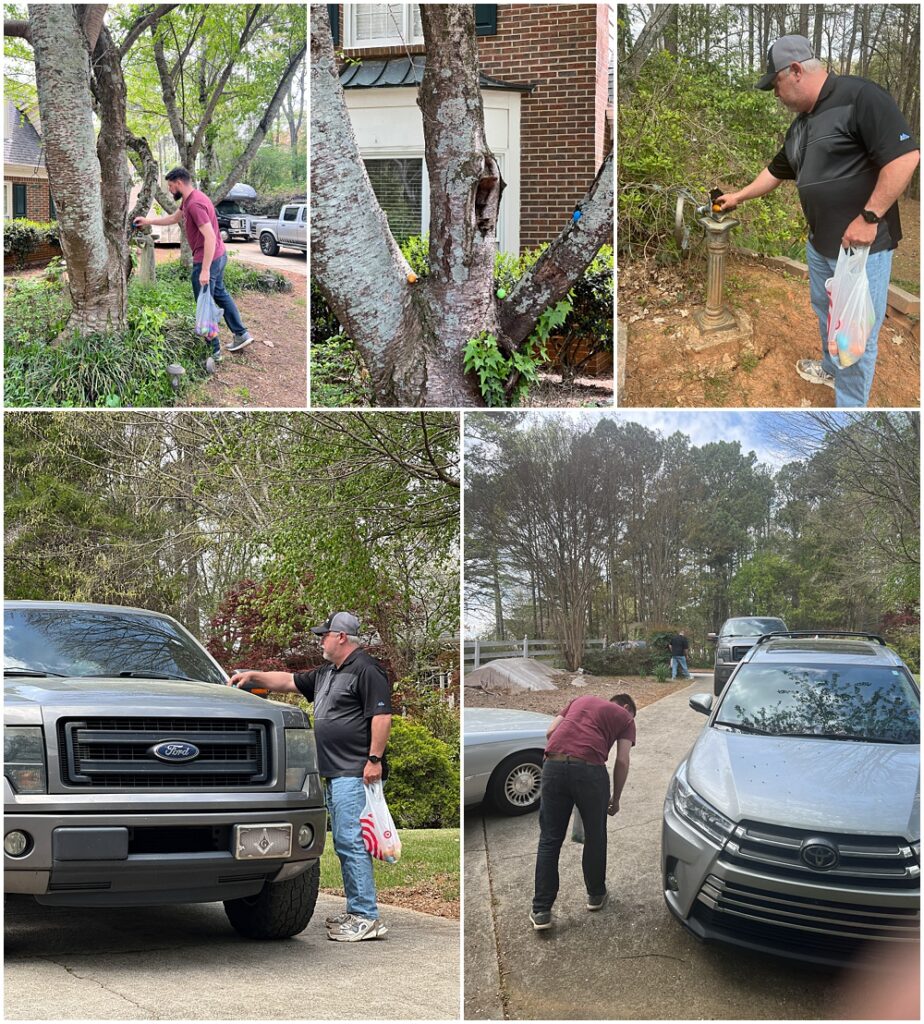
359, 781, 402, 864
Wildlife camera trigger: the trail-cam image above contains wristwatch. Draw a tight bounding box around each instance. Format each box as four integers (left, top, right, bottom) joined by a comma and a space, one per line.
861, 209, 882, 224
367, 754, 382, 764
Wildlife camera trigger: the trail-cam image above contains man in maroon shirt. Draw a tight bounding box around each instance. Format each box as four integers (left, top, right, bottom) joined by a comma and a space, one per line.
529, 692, 637, 930
134, 167, 253, 362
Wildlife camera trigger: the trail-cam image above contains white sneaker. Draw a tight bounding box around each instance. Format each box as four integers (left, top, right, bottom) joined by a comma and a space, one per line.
327, 915, 388, 941
795, 359, 835, 389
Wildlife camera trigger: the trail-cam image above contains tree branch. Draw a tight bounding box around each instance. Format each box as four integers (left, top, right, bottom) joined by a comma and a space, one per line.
117, 3, 178, 58
4, 19, 32, 43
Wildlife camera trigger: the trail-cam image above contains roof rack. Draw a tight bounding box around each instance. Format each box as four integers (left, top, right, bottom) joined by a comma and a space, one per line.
754, 630, 886, 647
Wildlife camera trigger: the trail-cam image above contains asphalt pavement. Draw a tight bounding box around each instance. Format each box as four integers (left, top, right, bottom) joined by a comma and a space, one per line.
464, 677, 849, 1020
225, 240, 306, 276
5, 893, 459, 1020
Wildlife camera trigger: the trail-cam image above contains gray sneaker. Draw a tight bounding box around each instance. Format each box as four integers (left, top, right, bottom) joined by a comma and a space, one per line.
325, 911, 352, 928
327, 915, 388, 941
796, 359, 835, 389
586, 890, 608, 912
227, 331, 254, 352
529, 909, 552, 930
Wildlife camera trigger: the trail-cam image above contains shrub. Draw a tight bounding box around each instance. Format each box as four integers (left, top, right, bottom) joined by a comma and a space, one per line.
385, 717, 459, 828
3, 219, 60, 268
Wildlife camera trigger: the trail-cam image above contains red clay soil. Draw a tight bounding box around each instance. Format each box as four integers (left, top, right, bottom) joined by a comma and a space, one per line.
464, 673, 692, 715
620, 253, 919, 408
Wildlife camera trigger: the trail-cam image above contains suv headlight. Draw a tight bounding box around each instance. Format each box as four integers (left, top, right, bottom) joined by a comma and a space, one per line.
669, 762, 734, 846
716, 646, 732, 661
4, 726, 47, 794
285, 728, 317, 791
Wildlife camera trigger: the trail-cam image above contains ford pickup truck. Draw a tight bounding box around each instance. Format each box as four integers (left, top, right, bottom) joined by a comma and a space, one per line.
4, 600, 326, 939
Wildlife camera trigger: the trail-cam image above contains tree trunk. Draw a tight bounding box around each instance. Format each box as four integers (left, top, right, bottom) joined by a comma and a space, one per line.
310, 3, 613, 407
29, 3, 127, 336
812, 5, 824, 57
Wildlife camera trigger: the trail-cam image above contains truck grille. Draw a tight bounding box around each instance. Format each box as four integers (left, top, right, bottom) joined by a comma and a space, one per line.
721, 821, 919, 889
58, 717, 271, 789
693, 875, 920, 964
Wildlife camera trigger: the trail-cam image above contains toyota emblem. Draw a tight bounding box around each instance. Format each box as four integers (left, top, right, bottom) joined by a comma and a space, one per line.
800, 837, 839, 870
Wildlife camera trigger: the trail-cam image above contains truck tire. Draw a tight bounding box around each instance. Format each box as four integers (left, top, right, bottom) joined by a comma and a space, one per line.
220, 228, 230, 242
487, 751, 544, 815
223, 860, 320, 940
259, 232, 280, 256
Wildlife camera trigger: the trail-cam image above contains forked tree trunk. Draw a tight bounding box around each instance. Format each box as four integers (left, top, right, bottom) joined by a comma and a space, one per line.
310, 3, 613, 407
29, 3, 128, 336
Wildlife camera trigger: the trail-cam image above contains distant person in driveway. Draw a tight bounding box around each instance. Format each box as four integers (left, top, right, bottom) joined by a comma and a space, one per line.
134, 167, 254, 361
529, 693, 636, 930
668, 631, 691, 679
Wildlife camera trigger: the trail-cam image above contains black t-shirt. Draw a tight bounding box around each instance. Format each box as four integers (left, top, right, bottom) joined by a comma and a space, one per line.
293, 649, 393, 778
669, 635, 689, 657
767, 74, 919, 258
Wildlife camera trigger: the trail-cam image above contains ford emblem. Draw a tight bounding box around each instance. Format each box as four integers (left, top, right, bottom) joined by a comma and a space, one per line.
151, 740, 200, 763
800, 837, 839, 871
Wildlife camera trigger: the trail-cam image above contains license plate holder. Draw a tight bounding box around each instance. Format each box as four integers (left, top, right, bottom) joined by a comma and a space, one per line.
233, 823, 293, 860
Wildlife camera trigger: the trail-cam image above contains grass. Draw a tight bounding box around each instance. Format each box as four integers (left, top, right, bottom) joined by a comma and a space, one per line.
4, 258, 291, 408
310, 331, 373, 407
739, 351, 760, 373
319, 827, 460, 911
701, 369, 732, 404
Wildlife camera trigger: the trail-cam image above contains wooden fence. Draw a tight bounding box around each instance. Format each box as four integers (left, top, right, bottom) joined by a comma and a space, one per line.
464, 637, 607, 669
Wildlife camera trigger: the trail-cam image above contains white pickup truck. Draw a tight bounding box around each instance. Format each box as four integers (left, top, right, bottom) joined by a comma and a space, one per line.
250, 204, 307, 257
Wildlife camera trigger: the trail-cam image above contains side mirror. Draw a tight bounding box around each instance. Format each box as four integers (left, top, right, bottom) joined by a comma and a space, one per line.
689, 693, 714, 715
706, 632, 717, 642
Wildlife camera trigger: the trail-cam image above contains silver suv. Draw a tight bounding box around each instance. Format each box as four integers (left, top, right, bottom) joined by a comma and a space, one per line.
4, 601, 326, 939
662, 631, 920, 969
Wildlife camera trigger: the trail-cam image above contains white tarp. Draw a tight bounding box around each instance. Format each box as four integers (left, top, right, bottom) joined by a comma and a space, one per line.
464, 657, 562, 692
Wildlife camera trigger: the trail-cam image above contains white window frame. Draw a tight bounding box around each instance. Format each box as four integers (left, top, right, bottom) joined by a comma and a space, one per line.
4, 180, 13, 219
344, 4, 424, 50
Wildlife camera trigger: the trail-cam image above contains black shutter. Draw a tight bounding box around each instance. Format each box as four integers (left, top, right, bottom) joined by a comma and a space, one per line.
327, 4, 339, 47
13, 183, 27, 218
474, 5, 497, 36
49, 189, 56, 220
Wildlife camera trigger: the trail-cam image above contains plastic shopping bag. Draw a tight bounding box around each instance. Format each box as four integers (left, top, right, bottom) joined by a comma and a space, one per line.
824, 245, 876, 368
360, 781, 402, 863
571, 807, 585, 845
195, 287, 220, 337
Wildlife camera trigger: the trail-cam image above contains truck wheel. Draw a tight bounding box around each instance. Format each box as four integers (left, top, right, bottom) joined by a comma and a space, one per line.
487, 751, 544, 815
223, 861, 320, 940
259, 232, 279, 257
220, 228, 230, 242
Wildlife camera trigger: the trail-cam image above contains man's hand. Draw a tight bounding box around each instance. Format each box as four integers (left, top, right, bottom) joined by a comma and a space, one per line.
715, 192, 740, 212
133, 216, 150, 227
608, 796, 619, 816
363, 759, 383, 784
841, 215, 878, 250
199, 268, 210, 287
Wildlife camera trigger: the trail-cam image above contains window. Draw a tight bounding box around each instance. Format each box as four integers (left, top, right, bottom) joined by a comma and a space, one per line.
12, 183, 27, 218
363, 157, 424, 243
282, 206, 299, 222
346, 4, 423, 48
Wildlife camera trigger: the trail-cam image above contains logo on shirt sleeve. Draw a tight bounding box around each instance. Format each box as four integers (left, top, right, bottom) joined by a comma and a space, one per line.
900, 133, 911, 141
377, 700, 386, 707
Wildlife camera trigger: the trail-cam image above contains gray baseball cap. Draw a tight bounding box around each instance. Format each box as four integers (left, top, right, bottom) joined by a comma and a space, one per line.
756, 34, 816, 90
311, 612, 360, 636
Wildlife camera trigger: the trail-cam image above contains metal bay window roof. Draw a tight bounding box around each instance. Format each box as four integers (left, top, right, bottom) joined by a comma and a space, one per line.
340, 56, 533, 93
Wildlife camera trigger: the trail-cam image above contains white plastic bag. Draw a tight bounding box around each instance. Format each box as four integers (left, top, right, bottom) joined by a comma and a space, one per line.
824, 245, 876, 368
360, 781, 402, 863
195, 287, 220, 337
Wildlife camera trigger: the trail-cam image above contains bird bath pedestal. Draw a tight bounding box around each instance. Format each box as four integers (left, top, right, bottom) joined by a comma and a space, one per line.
688, 214, 753, 351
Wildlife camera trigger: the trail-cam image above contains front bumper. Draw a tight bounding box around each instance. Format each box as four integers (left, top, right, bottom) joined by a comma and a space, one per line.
5, 806, 326, 907
662, 798, 920, 970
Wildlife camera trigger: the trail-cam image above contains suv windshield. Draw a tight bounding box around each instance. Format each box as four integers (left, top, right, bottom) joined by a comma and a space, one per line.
3, 608, 225, 685
721, 617, 786, 637
716, 663, 920, 744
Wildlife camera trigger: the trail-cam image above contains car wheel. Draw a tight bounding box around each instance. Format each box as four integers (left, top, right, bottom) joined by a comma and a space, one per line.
487, 751, 543, 815
219, 228, 230, 242
223, 861, 319, 939
260, 232, 280, 256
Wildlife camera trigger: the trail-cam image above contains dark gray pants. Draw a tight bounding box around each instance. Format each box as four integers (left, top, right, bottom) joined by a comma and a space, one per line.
532, 759, 609, 913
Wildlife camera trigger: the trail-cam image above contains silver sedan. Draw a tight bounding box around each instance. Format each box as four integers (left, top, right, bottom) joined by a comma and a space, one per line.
463, 707, 554, 815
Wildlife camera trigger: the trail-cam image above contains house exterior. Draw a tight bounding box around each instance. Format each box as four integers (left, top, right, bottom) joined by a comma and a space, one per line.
3, 99, 54, 221
326, 3, 612, 253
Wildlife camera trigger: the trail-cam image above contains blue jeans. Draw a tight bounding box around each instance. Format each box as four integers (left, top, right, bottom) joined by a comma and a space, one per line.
533, 759, 610, 913
806, 240, 893, 407
191, 253, 247, 342
671, 656, 690, 679
326, 776, 378, 919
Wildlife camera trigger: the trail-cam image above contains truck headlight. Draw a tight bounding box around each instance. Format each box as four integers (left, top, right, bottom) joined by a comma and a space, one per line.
285, 728, 317, 791
4, 726, 47, 794
717, 646, 732, 661
669, 762, 734, 846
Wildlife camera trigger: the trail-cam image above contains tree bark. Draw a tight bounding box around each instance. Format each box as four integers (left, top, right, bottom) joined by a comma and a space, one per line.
29, 3, 127, 336
310, 3, 613, 407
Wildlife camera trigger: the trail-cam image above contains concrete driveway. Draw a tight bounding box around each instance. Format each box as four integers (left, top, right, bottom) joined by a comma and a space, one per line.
5, 894, 458, 1020
225, 240, 306, 276
464, 680, 849, 1020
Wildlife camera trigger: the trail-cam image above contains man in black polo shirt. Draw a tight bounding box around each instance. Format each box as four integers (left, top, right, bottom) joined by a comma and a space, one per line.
717, 35, 919, 407
229, 612, 393, 942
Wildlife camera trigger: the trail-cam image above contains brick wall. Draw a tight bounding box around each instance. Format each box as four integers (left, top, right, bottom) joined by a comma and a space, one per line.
477, 4, 603, 250
5, 174, 53, 221
336, 4, 609, 252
